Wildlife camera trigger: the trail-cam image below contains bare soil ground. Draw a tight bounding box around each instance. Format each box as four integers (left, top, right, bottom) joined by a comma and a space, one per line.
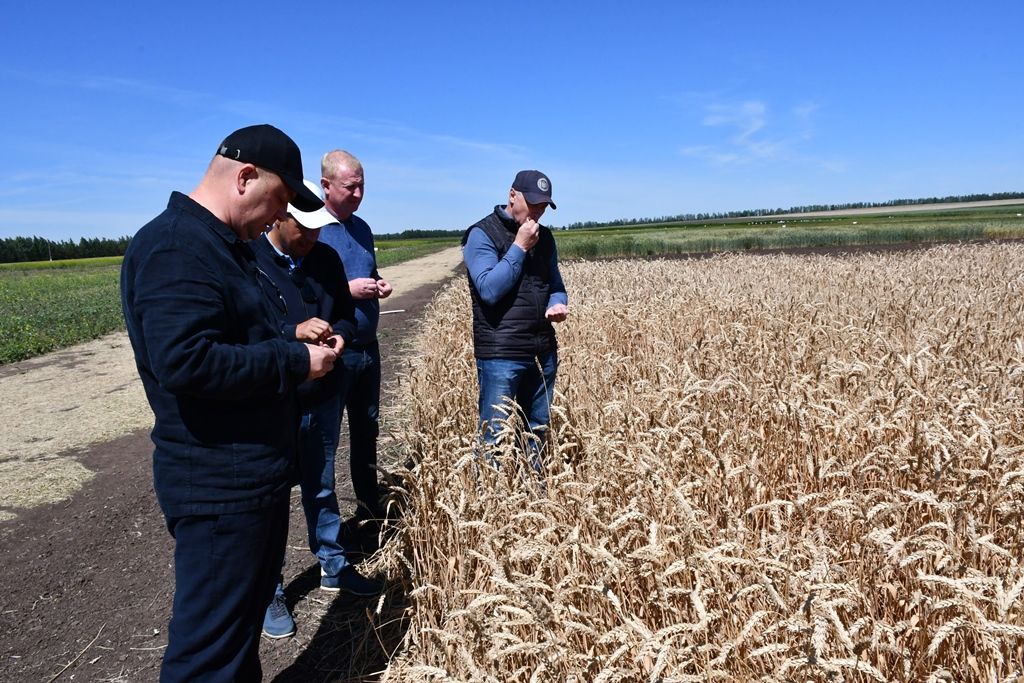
0, 247, 464, 683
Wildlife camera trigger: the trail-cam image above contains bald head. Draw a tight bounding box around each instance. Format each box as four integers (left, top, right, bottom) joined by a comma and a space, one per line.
189, 155, 293, 240
320, 150, 365, 221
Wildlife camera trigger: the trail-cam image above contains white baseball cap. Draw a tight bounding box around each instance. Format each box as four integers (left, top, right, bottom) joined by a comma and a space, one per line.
287, 179, 336, 229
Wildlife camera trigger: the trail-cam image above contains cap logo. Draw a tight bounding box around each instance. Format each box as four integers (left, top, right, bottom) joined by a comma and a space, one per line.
219, 145, 241, 160
537, 177, 550, 192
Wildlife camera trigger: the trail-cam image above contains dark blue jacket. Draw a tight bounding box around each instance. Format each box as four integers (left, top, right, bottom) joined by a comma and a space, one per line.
120, 192, 310, 517
250, 235, 357, 408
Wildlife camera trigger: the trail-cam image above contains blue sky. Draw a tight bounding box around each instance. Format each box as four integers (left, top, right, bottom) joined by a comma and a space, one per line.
2, 1, 1021, 240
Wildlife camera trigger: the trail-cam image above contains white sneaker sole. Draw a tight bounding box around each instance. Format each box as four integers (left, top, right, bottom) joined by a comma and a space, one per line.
261, 629, 296, 640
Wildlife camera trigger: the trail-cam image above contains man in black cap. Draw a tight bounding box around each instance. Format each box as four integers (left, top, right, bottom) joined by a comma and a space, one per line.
461, 170, 569, 468
121, 124, 339, 682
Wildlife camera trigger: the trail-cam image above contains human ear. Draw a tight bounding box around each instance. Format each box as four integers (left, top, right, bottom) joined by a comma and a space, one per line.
238, 164, 259, 194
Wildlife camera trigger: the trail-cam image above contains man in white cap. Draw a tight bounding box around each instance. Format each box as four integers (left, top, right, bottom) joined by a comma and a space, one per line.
121, 124, 339, 681
250, 181, 385, 639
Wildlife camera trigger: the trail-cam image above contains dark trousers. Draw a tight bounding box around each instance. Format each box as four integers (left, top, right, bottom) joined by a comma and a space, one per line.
160, 496, 289, 682
341, 344, 382, 518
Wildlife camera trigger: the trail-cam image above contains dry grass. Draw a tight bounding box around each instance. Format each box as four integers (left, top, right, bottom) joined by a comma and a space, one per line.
374, 243, 1024, 682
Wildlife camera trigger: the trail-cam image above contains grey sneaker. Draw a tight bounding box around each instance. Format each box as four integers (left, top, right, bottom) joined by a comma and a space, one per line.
262, 591, 295, 639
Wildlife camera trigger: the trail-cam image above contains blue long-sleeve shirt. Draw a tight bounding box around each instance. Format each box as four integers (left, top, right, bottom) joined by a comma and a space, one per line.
462, 207, 568, 308
317, 214, 381, 347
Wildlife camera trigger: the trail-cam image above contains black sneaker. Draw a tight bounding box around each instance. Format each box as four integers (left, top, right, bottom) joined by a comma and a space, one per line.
320, 566, 384, 596
341, 517, 382, 559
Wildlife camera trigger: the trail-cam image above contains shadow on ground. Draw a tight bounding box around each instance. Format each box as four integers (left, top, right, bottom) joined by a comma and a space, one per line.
270, 560, 410, 683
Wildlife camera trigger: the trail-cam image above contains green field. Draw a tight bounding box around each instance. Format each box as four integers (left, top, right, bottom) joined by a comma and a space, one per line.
552, 204, 1024, 259
3, 205, 1023, 364
0, 255, 125, 271
0, 258, 124, 363
374, 237, 457, 267
0, 244, 457, 365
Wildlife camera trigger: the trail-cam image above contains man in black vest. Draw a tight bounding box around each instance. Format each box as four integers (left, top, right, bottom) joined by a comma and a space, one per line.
461, 170, 569, 467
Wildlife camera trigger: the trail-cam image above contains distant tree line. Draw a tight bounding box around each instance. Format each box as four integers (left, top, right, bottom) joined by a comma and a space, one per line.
0, 230, 464, 263
556, 191, 1024, 230
376, 228, 462, 241
0, 236, 133, 263
6, 191, 1023, 261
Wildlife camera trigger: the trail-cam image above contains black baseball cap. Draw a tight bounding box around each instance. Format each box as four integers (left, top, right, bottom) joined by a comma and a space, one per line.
216, 124, 324, 212
512, 170, 556, 209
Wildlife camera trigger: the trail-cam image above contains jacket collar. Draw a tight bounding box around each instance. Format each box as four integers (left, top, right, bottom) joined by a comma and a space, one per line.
169, 191, 249, 250
494, 205, 519, 232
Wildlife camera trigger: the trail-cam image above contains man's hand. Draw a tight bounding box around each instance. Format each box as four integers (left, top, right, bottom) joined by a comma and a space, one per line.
295, 317, 332, 342
514, 219, 540, 252
545, 303, 568, 323
350, 277, 392, 300
351, 277, 381, 300
322, 334, 345, 352
305, 343, 339, 381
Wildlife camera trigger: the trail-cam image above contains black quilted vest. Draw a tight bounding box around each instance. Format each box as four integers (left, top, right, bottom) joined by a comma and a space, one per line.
461, 207, 557, 359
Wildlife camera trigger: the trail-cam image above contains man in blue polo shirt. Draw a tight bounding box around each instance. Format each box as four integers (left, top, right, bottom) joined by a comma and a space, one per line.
461, 170, 569, 469
317, 150, 393, 541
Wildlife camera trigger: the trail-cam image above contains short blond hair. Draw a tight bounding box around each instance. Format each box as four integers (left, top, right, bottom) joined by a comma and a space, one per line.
321, 150, 362, 180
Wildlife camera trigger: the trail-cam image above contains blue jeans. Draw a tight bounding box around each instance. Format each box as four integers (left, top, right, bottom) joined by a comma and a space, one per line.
476, 351, 558, 459
298, 393, 350, 577
341, 343, 382, 519
162, 496, 289, 682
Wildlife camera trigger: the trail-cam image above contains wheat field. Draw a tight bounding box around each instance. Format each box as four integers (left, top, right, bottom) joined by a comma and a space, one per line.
375, 243, 1024, 682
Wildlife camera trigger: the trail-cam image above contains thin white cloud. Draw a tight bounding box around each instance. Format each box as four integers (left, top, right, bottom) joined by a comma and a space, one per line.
7, 67, 524, 163
819, 160, 848, 173
703, 100, 767, 144
0, 165, 194, 204
3, 68, 212, 109
695, 99, 792, 164
423, 133, 527, 158
78, 75, 208, 107
296, 112, 529, 160
679, 145, 741, 165
679, 95, 841, 170
792, 102, 820, 121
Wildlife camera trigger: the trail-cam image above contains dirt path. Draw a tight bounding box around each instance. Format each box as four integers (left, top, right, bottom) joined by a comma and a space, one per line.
0, 246, 463, 522
0, 246, 463, 682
